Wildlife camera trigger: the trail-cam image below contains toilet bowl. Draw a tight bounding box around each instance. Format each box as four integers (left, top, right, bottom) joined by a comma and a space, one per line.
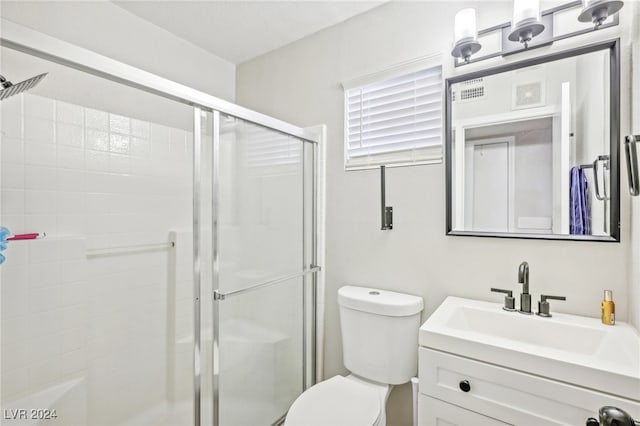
284, 286, 423, 426
285, 375, 389, 426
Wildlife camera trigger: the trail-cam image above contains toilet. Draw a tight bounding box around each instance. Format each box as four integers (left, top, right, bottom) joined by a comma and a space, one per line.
285, 285, 424, 426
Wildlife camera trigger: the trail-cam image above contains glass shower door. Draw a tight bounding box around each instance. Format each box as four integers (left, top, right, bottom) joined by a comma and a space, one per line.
202, 112, 315, 425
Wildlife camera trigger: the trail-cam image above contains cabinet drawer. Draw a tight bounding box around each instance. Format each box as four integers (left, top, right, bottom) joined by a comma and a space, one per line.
419, 394, 508, 426
419, 348, 640, 426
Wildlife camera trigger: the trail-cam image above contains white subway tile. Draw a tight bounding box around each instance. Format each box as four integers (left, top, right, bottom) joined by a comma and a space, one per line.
2, 340, 30, 371
86, 214, 110, 235
24, 95, 54, 120
27, 238, 60, 263
60, 281, 88, 307
1, 189, 24, 214
110, 133, 130, 154
85, 193, 110, 214
24, 214, 57, 236
25, 142, 56, 166
25, 190, 57, 215
60, 261, 88, 283
2, 241, 27, 266
85, 129, 109, 152
57, 169, 86, 192
109, 153, 131, 174
1, 136, 24, 164
57, 123, 84, 147
131, 119, 150, 138
109, 114, 130, 135
1, 93, 23, 116
24, 117, 55, 144
59, 238, 86, 260
61, 327, 86, 353
0, 113, 23, 139
57, 192, 85, 215
1, 366, 29, 399
28, 357, 63, 389
2, 315, 29, 345
56, 101, 84, 125
61, 348, 87, 376
1, 269, 28, 318
130, 137, 151, 156
28, 285, 62, 315
57, 145, 85, 170
28, 261, 61, 287
1, 163, 25, 190
57, 214, 87, 236
85, 150, 110, 172
25, 165, 57, 190
61, 304, 88, 330
85, 108, 108, 131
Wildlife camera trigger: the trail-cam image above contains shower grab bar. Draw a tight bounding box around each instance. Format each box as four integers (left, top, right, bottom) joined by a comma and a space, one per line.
214, 266, 321, 301
86, 241, 175, 257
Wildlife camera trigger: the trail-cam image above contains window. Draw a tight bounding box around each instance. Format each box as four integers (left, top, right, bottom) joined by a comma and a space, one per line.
343, 58, 443, 170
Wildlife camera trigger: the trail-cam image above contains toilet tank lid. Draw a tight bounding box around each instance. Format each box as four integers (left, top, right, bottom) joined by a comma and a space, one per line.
338, 286, 424, 317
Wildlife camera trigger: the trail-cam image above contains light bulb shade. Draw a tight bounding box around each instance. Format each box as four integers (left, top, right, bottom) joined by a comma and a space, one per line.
451, 8, 481, 61
578, 0, 624, 24
508, 0, 545, 44
512, 0, 542, 25
454, 8, 478, 44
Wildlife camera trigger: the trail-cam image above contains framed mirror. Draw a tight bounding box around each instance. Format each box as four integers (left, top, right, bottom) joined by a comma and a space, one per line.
445, 39, 620, 241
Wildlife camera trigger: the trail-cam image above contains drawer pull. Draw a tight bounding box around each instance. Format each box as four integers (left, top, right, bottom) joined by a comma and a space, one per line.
459, 380, 471, 392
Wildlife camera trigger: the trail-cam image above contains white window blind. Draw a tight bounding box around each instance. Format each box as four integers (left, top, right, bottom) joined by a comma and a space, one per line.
344, 63, 443, 169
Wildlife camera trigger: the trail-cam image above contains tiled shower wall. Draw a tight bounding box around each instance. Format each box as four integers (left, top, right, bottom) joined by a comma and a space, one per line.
1, 93, 193, 424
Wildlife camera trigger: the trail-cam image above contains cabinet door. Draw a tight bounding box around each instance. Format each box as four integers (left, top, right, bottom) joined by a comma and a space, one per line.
419, 348, 640, 426
419, 395, 508, 426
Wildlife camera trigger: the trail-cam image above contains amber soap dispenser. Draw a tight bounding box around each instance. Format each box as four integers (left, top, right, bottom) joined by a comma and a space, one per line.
601, 290, 615, 325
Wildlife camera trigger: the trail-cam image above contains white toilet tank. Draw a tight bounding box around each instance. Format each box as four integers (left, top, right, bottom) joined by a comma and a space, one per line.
338, 286, 424, 385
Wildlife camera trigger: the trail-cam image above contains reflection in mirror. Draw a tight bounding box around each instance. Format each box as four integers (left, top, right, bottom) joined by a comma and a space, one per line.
447, 41, 619, 241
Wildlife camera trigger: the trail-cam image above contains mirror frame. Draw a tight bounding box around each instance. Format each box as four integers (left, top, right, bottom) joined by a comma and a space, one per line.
445, 38, 620, 242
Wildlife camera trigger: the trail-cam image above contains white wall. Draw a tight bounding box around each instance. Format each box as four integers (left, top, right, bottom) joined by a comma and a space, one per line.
0, 0, 236, 101
236, 2, 636, 424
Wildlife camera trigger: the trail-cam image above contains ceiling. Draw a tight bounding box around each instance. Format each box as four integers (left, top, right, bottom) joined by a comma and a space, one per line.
112, 1, 387, 65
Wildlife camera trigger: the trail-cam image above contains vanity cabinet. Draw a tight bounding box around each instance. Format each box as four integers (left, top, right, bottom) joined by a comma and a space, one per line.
418, 348, 640, 425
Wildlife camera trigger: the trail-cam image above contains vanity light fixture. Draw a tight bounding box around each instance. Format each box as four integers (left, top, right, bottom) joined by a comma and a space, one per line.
578, 0, 624, 28
508, 0, 545, 48
451, 8, 482, 63
450, 1, 623, 67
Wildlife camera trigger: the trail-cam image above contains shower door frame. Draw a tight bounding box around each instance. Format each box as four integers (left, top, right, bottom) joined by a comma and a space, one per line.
1, 18, 323, 426
203, 108, 321, 425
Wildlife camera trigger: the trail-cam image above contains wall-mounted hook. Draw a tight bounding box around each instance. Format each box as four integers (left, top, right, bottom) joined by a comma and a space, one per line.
380, 165, 393, 230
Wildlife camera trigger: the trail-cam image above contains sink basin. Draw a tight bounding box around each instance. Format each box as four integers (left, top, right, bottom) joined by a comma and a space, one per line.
420, 297, 640, 400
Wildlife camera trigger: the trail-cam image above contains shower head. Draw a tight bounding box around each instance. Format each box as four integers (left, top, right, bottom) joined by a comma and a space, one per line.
0, 72, 47, 101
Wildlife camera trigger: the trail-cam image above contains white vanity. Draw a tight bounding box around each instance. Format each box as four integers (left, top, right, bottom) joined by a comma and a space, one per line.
418, 297, 640, 425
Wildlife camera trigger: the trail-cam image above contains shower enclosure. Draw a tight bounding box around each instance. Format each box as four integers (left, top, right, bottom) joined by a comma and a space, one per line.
0, 20, 322, 426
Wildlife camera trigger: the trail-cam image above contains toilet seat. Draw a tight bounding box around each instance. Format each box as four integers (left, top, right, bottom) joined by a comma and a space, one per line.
285, 376, 381, 426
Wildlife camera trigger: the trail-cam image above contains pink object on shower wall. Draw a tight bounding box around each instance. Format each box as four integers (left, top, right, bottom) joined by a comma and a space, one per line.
6, 233, 41, 241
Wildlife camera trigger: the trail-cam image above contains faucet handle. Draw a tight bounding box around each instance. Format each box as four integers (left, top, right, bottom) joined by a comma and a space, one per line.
490, 288, 516, 311
536, 294, 566, 317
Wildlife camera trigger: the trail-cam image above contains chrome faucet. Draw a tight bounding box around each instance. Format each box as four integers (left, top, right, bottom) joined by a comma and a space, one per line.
518, 261, 532, 314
